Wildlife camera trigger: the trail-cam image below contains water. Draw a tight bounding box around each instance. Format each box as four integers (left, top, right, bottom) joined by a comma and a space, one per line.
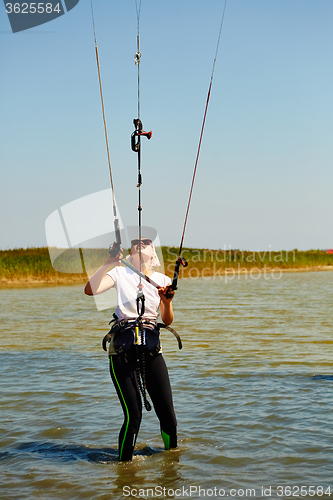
1, 272, 333, 499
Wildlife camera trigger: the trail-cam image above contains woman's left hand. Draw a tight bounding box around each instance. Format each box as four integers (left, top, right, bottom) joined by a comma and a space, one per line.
158, 285, 175, 304
159, 286, 174, 325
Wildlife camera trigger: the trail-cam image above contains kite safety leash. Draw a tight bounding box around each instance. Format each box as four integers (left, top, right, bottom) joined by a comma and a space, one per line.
90, 0, 155, 284
167, 0, 228, 297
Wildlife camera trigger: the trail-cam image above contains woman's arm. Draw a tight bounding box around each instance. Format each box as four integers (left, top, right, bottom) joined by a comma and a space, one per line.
158, 286, 175, 325
84, 253, 121, 296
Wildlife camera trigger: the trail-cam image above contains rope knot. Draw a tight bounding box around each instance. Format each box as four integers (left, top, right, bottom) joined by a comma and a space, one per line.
134, 51, 142, 65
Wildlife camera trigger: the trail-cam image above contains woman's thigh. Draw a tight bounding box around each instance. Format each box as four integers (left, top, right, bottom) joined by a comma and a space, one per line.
145, 354, 175, 415
110, 354, 142, 417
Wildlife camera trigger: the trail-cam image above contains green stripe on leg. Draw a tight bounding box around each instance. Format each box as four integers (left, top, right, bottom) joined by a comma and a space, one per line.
161, 430, 171, 450
110, 356, 130, 461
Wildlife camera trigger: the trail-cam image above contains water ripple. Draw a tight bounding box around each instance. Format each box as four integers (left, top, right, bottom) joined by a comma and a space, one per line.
1, 273, 333, 498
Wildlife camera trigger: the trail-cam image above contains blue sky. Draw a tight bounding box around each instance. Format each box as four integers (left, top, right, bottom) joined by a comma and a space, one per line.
1, 0, 332, 251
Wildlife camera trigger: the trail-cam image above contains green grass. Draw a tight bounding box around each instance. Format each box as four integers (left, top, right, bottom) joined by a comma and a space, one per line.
0, 247, 332, 285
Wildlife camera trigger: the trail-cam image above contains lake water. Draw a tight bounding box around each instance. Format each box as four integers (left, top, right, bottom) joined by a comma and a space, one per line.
1, 271, 333, 500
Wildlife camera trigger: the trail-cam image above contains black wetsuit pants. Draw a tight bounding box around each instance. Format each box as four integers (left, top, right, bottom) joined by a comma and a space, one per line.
109, 348, 177, 461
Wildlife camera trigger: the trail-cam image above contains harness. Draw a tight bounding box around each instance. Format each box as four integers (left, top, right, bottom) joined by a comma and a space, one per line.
102, 314, 182, 412
102, 314, 182, 353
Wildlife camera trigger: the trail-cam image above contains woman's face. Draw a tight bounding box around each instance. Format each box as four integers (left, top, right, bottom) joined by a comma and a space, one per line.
130, 238, 154, 263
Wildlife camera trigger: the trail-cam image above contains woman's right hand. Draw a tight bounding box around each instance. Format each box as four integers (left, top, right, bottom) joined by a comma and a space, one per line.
104, 250, 123, 267
104, 242, 123, 266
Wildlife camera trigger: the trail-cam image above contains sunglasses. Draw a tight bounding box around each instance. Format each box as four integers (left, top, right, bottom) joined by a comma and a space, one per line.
131, 239, 152, 246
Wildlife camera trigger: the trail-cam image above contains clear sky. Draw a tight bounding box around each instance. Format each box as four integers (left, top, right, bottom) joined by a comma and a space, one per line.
1, 0, 332, 251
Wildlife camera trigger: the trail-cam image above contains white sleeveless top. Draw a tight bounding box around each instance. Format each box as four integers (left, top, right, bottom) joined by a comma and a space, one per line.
107, 266, 171, 321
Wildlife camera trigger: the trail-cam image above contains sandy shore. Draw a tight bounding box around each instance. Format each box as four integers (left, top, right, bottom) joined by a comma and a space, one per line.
0, 265, 332, 289
0, 276, 87, 288
224, 265, 333, 274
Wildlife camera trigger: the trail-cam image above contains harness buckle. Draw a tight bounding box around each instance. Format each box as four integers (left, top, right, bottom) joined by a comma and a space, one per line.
136, 285, 145, 317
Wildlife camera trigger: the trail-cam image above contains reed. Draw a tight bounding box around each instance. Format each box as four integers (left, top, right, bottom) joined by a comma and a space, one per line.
0, 247, 85, 284
0, 247, 332, 286
163, 247, 333, 278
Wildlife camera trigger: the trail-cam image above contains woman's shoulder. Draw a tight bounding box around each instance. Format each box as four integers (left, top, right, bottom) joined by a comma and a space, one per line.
107, 265, 129, 279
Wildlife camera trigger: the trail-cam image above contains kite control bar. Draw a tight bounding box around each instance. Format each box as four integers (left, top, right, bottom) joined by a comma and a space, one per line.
171, 256, 188, 290
165, 256, 188, 299
108, 217, 122, 257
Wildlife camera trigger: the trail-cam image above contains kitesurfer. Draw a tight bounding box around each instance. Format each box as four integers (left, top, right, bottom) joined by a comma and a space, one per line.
84, 237, 178, 461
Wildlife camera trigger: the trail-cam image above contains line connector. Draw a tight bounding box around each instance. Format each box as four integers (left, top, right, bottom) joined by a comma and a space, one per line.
131, 118, 152, 153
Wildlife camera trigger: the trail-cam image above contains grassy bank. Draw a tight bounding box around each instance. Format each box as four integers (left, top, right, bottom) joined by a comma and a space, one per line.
0, 247, 332, 287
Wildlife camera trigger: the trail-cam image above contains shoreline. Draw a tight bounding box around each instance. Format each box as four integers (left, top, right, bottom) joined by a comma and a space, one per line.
1, 265, 332, 289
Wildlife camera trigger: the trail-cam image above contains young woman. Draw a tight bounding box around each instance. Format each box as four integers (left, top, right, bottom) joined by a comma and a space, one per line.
84, 237, 177, 461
